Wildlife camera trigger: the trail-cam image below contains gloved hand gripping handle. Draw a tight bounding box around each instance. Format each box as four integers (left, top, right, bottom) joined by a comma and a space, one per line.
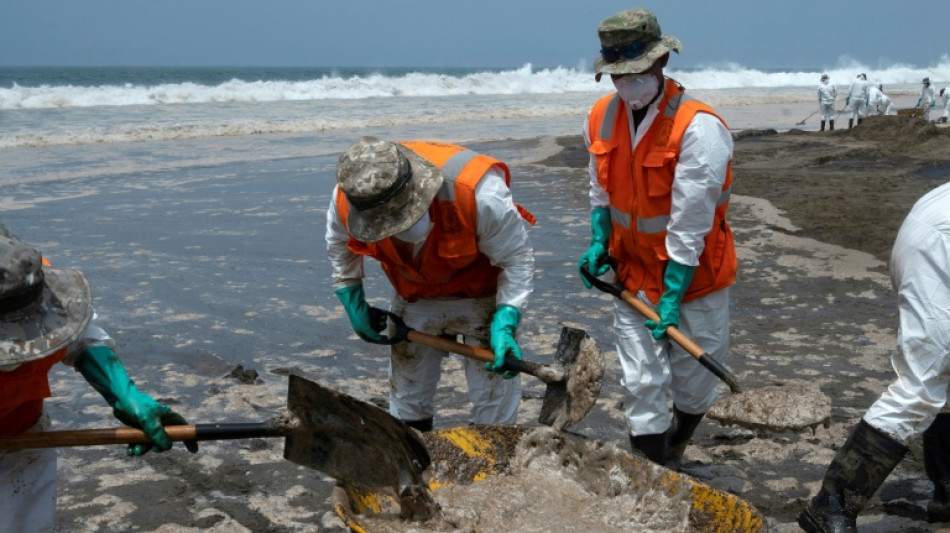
579, 264, 743, 393
364, 307, 539, 377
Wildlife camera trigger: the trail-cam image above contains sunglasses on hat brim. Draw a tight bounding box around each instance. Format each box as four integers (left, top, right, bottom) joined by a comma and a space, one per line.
600, 41, 649, 64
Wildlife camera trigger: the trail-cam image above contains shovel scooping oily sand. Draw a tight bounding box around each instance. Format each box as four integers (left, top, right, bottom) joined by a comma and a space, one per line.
371, 308, 606, 430
706, 380, 832, 433
337, 426, 765, 533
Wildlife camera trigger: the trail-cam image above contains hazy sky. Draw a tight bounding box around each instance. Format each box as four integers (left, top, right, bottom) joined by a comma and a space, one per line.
2, 1, 941, 70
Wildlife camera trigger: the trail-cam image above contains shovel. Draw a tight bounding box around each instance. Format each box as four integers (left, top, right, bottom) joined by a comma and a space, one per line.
580, 265, 831, 433
0, 374, 432, 493
367, 307, 605, 430
795, 109, 820, 126
580, 265, 743, 393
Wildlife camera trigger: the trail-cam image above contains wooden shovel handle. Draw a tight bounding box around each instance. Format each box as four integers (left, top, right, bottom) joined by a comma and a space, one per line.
580, 264, 743, 394
617, 288, 743, 394
406, 330, 493, 363
371, 307, 546, 378
405, 329, 546, 378
0, 423, 280, 450
615, 291, 707, 359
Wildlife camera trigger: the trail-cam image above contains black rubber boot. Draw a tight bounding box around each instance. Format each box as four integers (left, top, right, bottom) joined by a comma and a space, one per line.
830, 120, 835, 130
924, 413, 950, 523
797, 419, 908, 533
665, 407, 705, 470
629, 433, 668, 465
820, 120, 826, 131
858, 118, 864, 126
848, 118, 854, 129
403, 417, 434, 432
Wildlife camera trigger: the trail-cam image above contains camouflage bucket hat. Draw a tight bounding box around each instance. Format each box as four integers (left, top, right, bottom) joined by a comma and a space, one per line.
337, 136, 443, 243
0, 225, 92, 366
593, 8, 681, 81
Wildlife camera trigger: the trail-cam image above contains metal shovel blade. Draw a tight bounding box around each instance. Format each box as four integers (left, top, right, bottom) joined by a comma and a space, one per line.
283, 374, 431, 490
538, 326, 604, 429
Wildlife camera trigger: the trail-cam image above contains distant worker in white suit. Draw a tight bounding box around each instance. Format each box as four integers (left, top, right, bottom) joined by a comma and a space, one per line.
938, 87, 949, 124
918, 77, 937, 121
818, 73, 837, 131
845, 73, 870, 129
868, 84, 895, 116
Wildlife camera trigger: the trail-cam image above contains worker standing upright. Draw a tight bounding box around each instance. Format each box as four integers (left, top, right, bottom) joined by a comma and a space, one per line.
578, 8, 736, 470
918, 77, 937, 121
845, 73, 870, 129
818, 74, 837, 131
938, 87, 949, 124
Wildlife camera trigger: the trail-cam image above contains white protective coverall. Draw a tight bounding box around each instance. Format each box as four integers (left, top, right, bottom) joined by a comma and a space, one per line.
847, 76, 871, 119
941, 87, 950, 121
863, 181, 950, 444
868, 85, 895, 115
0, 316, 113, 533
818, 80, 837, 121
326, 168, 534, 424
920, 82, 937, 120
584, 100, 733, 436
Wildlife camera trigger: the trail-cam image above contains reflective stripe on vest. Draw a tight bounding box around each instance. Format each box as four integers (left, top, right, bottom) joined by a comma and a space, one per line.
588, 79, 737, 303
437, 150, 480, 202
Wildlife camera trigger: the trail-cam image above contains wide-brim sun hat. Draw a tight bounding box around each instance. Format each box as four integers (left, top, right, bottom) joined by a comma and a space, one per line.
0, 226, 92, 366
593, 8, 681, 82
336, 136, 443, 243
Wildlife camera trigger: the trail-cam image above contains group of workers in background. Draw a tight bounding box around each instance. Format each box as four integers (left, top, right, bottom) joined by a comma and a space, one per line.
819, 73, 950, 129
4, 6, 948, 533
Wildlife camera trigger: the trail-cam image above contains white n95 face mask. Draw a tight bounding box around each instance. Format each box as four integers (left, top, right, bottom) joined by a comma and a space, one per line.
613, 73, 660, 110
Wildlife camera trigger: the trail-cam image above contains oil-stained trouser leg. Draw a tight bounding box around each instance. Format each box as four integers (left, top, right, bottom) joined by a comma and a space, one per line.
0, 413, 57, 533
613, 288, 729, 438
388, 296, 520, 426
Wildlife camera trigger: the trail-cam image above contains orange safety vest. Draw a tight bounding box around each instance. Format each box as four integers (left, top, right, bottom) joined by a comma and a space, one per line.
337, 141, 536, 302
0, 348, 67, 436
587, 79, 737, 304
1, 257, 65, 436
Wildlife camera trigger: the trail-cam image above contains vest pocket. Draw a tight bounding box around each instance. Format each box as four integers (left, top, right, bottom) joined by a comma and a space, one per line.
438, 238, 478, 269
642, 151, 676, 198
588, 139, 618, 192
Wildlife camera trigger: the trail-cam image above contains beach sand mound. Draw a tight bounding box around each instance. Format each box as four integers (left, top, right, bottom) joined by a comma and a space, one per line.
849, 114, 942, 145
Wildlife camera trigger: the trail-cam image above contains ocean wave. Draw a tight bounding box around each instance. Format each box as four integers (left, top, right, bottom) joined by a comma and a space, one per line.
0, 103, 589, 148
3, 57, 948, 110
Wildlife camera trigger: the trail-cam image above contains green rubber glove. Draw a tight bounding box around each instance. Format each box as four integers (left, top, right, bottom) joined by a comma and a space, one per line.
578, 207, 612, 288
75, 346, 197, 456
845, 96, 850, 106
334, 283, 387, 342
486, 304, 521, 379
917, 98, 923, 107
644, 260, 696, 340
931, 100, 937, 107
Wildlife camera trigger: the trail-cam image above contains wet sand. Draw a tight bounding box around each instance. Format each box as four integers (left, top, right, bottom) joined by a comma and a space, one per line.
3, 114, 950, 532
